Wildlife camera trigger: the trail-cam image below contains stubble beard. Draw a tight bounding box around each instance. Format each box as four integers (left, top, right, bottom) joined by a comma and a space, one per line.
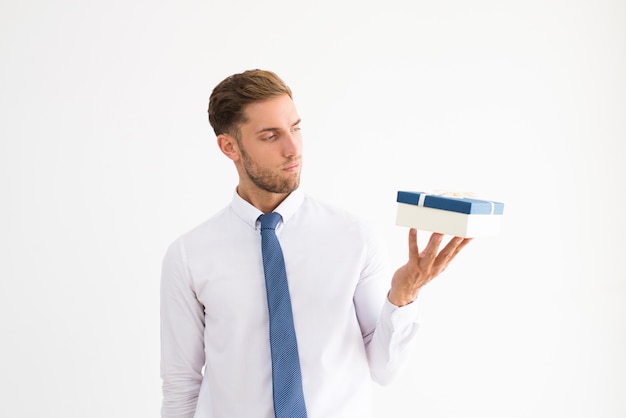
239, 146, 301, 195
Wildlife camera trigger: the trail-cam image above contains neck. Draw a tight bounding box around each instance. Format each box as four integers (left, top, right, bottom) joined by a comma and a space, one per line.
236, 184, 291, 214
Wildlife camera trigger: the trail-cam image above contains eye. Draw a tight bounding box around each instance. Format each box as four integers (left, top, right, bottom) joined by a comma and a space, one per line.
264, 133, 277, 141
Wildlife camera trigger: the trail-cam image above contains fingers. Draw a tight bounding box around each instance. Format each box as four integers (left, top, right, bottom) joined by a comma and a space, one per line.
452, 238, 472, 258
407, 228, 418, 262
408, 230, 472, 268
448, 237, 472, 259
399, 231, 472, 296
422, 233, 444, 260
436, 237, 472, 268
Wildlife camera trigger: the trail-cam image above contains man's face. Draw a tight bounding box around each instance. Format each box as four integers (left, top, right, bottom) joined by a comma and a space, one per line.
236, 94, 303, 195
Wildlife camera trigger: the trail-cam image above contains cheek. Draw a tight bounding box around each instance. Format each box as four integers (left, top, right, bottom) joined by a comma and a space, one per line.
251, 147, 281, 166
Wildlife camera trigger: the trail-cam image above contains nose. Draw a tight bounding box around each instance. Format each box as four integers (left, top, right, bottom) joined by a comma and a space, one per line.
282, 130, 302, 158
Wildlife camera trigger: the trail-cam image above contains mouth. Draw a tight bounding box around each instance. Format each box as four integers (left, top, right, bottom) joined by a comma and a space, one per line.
283, 161, 301, 172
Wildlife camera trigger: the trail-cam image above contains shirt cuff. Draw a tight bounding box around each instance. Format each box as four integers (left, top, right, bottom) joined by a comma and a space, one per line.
382, 297, 419, 332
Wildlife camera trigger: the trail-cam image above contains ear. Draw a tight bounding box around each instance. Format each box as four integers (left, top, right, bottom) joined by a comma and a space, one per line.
217, 134, 240, 162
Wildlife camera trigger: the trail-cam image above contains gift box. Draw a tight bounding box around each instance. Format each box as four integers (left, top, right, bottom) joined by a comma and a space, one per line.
396, 191, 505, 238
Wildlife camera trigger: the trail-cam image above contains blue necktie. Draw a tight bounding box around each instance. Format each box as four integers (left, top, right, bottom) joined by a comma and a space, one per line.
259, 212, 307, 418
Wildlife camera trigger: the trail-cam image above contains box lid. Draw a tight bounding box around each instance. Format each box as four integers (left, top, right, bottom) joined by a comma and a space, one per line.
397, 191, 504, 215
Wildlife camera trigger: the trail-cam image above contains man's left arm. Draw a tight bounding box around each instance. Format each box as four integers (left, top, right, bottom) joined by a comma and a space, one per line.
388, 228, 471, 307
356, 226, 471, 385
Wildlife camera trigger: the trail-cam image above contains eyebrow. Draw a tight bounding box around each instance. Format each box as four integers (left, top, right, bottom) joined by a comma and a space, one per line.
255, 119, 301, 135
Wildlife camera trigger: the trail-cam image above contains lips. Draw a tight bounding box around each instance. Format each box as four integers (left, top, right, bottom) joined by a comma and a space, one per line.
283, 160, 301, 172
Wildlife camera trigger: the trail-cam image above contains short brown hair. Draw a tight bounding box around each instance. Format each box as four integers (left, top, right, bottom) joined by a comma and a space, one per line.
208, 69, 293, 139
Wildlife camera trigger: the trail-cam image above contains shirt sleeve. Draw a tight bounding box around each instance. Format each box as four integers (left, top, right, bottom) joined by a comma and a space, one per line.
353, 224, 420, 386
160, 237, 206, 418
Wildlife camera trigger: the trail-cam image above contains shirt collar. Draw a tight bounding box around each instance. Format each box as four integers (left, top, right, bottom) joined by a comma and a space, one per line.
230, 188, 304, 230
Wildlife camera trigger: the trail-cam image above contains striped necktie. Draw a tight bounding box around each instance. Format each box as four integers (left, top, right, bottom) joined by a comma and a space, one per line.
259, 212, 307, 418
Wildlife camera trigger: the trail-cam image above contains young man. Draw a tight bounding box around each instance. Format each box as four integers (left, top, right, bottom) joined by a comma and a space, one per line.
160, 69, 471, 418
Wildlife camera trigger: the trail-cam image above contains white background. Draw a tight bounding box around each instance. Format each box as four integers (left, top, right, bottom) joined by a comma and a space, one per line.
1, 0, 624, 417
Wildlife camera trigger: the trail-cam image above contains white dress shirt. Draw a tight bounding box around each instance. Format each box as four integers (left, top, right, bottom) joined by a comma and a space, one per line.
160, 189, 420, 418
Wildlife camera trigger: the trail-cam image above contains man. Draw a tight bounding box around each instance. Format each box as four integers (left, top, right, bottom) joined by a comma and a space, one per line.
160, 69, 471, 418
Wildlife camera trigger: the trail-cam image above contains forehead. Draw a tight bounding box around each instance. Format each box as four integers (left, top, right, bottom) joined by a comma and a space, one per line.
241, 94, 299, 128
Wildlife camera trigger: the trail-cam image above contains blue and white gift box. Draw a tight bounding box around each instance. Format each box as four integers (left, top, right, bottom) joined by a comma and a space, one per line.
396, 191, 505, 238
